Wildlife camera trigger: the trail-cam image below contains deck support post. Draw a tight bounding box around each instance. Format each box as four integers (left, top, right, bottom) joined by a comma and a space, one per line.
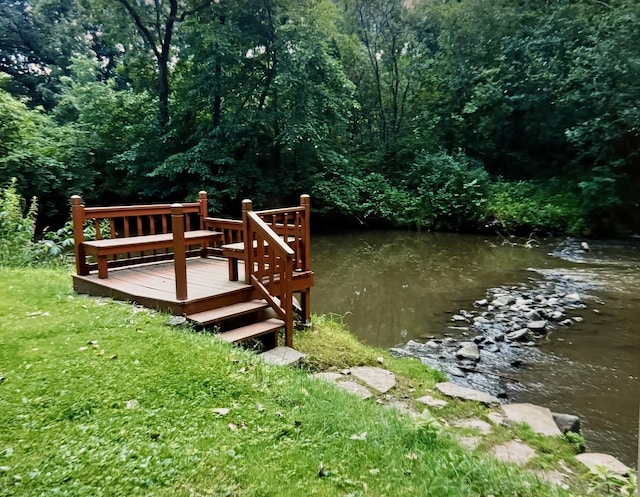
172, 204, 188, 301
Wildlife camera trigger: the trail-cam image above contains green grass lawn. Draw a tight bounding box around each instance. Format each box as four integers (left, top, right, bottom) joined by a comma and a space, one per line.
0, 268, 579, 496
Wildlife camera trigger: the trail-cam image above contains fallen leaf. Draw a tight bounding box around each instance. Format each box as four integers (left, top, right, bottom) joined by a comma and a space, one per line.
126, 399, 139, 409
109, 354, 118, 360
255, 403, 265, 411
211, 408, 230, 416
369, 468, 380, 475
87, 340, 98, 346
349, 432, 367, 440
78, 346, 88, 351
405, 452, 418, 460
228, 423, 237, 431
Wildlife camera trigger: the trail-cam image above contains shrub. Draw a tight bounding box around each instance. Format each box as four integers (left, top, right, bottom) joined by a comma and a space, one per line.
485, 179, 589, 235
0, 178, 38, 267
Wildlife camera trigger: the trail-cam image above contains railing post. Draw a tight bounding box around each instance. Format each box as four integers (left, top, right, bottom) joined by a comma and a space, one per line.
300, 194, 311, 271
198, 191, 208, 229
172, 204, 188, 301
242, 199, 253, 283
70, 195, 88, 276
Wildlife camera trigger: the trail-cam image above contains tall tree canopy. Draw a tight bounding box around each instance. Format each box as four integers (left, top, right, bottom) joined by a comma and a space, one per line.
1, 0, 639, 235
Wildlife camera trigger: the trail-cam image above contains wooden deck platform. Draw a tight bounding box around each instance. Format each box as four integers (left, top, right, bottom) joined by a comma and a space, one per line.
70, 193, 314, 347
72, 257, 255, 316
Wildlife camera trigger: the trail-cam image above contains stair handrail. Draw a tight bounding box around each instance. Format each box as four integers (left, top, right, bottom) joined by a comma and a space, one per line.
244, 205, 295, 347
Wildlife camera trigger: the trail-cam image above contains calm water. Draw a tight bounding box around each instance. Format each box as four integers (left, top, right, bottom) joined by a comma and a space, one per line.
311, 231, 640, 466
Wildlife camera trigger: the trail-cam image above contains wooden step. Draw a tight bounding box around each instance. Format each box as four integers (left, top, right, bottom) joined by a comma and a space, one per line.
186, 300, 269, 326
217, 318, 284, 343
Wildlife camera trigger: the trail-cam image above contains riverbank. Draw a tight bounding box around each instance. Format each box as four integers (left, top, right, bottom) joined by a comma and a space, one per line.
0, 267, 620, 497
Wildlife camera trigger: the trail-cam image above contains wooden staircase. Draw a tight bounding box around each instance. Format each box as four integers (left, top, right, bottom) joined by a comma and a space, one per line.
186, 299, 285, 344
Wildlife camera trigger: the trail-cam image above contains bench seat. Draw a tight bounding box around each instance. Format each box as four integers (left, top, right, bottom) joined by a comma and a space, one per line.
84, 229, 222, 278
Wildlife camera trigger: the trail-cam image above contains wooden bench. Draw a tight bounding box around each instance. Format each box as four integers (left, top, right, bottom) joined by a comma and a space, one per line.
71, 192, 222, 279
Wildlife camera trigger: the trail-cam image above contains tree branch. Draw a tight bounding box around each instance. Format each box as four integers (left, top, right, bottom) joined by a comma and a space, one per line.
114, 0, 160, 59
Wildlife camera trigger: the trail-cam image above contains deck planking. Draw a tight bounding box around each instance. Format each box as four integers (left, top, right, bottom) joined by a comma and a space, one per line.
72, 257, 252, 314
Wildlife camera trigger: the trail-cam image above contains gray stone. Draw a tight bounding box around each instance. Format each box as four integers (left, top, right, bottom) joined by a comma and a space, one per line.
526, 320, 547, 331
550, 310, 564, 321
350, 366, 396, 393
455, 342, 480, 362
451, 314, 468, 322
535, 470, 569, 489
456, 436, 482, 450
416, 395, 448, 408
487, 412, 507, 426
573, 316, 584, 323
435, 382, 501, 405
311, 372, 344, 383
474, 299, 488, 306
445, 365, 467, 378
524, 309, 541, 320
506, 328, 529, 341
502, 403, 562, 437
168, 316, 187, 326
559, 319, 574, 326
261, 346, 306, 367
492, 440, 536, 465
564, 293, 581, 303
424, 340, 440, 348
335, 381, 373, 399
453, 417, 493, 434
575, 453, 631, 476
552, 412, 581, 434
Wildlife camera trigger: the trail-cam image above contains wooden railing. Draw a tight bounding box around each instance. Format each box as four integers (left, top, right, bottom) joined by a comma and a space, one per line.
245, 206, 296, 347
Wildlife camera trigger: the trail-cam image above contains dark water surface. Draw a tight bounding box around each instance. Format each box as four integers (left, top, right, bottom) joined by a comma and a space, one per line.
311, 231, 640, 466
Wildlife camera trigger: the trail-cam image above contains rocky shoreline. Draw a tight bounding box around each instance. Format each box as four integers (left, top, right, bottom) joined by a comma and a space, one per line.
390, 270, 600, 396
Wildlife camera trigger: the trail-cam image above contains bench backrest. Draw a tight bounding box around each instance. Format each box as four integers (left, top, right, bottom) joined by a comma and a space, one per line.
71, 192, 209, 274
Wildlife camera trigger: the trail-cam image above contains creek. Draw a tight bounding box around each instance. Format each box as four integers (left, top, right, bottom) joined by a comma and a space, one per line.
311, 231, 640, 466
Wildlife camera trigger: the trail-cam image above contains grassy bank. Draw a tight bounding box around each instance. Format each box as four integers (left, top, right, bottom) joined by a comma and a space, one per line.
0, 268, 598, 496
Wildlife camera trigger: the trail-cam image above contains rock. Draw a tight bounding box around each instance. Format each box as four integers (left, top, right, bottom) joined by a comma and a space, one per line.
575, 453, 631, 476
535, 470, 570, 489
445, 366, 467, 378
168, 316, 187, 326
564, 293, 581, 303
474, 299, 488, 306
506, 328, 529, 341
453, 418, 493, 434
573, 316, 584, 323
435, 382, 501, 405
524, 309, 541, 320
487, 412, 507, 426
350, 366, 396, 394
456, 436, 482, 450
501, 403, 562, 436
552, 412, 581, 434
492, 440, 536, 465
335, 381, 373, 399
311, 372, 344, 383
526, 320, 547, 332
455, 342, 480, 362
492, 295, 513, 307
559, 319, 574, 326
261, 346, 306, 366
451, 314, 468, 322
472, 335, 485, 344
550, 310, 564, 321
416, 395, 448, 408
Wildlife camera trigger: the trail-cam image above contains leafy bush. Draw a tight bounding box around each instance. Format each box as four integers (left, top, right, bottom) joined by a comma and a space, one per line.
485, 179, 589, 235
407, 150, 490, 230
0, 178, 75, 267
0, 178, 38, 267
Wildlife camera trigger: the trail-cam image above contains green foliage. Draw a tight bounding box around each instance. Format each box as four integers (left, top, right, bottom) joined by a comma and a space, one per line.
584, 466, 637, 497
0, 178, 38, 267
486, 180, 589, 235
